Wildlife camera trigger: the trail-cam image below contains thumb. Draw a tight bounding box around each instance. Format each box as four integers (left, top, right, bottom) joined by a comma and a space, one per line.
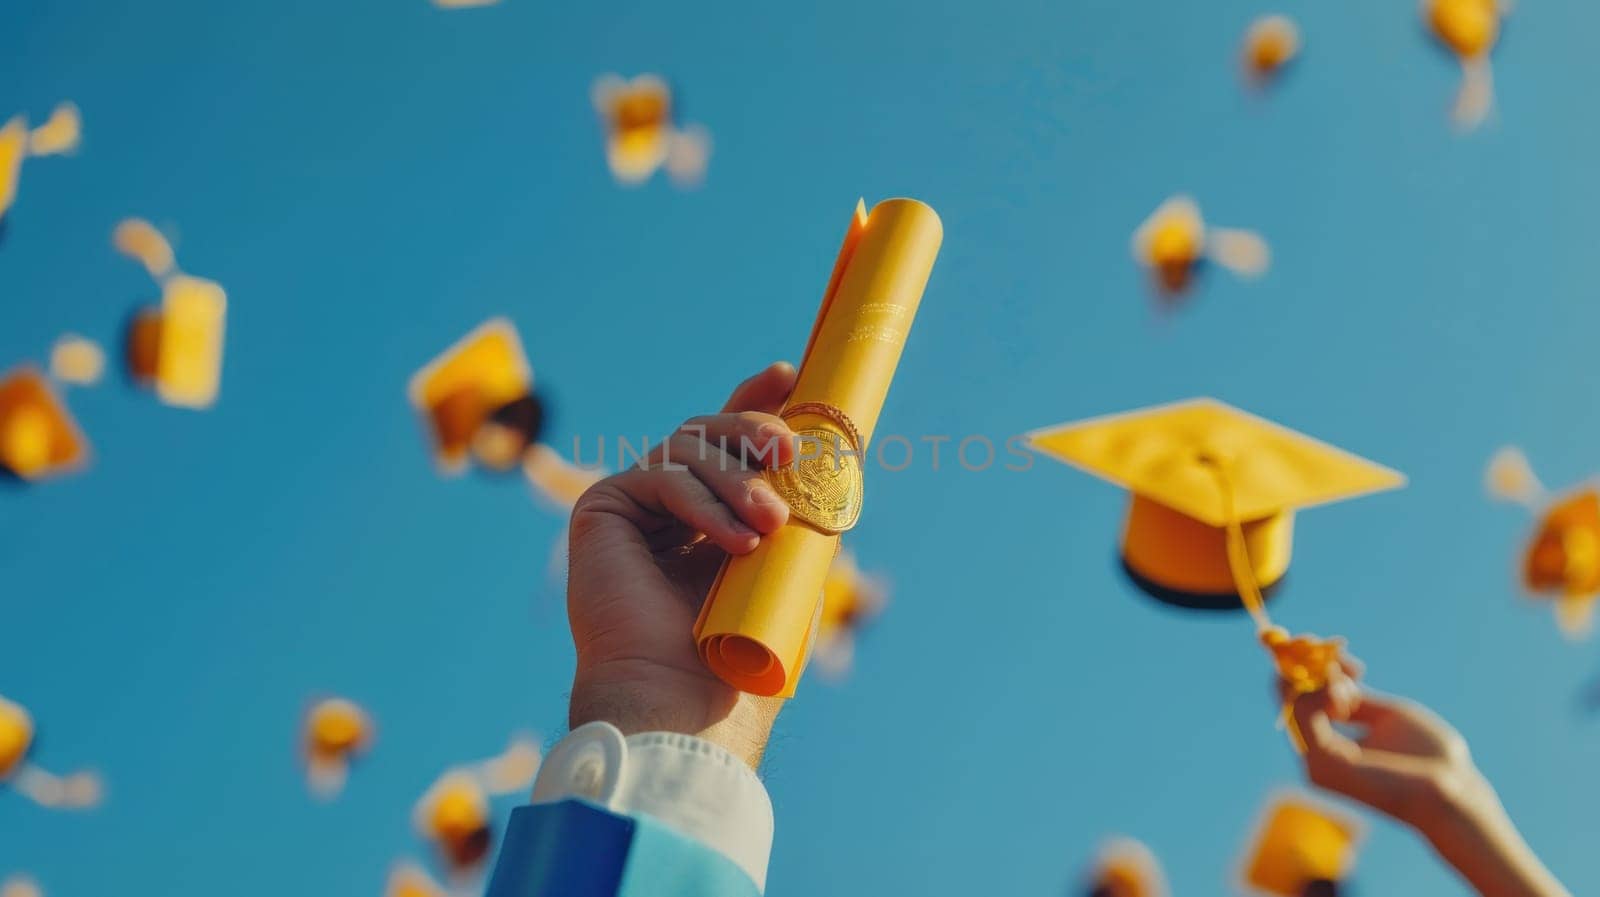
1292, 688, 1438, 825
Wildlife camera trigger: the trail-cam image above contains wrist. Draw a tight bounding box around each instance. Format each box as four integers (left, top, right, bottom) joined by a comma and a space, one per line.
1421, 770, 1570, 897
569, 662, 780, 769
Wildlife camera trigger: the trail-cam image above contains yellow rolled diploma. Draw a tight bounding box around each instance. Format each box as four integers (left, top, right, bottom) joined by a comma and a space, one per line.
692, 197, 942, 696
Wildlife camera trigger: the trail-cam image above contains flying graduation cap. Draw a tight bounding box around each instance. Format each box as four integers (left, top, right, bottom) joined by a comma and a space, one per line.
812, 549, 889, 681
112, 220, 227, 409
1130, 196, 1269, 300
591, 74, 711, 188
1425, 0, 1507, 131
1238, 792, 1362, 897
1028, 399, 1404, 610
1241, 15, 1301, 87
1030, 400, 1401, 745
1487, 447, 1600, 638
301, 697, 374, 799
409, 318, 545, 474
1082, 837, 1167, 897
0, 695, 103, 810
0, 366, 90, 483
412, 734, 541, 878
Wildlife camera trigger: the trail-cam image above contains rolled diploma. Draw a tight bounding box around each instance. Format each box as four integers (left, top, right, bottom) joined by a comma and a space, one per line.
693, 198, 942, 697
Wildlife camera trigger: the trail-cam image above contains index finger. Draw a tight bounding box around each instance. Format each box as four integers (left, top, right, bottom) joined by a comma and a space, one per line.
722, 361, 797, 415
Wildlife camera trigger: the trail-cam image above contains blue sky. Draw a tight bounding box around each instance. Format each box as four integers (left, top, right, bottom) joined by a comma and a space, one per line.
4, 0, 1599, 894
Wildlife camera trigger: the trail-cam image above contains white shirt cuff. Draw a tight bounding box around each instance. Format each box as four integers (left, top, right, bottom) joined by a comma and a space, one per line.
530, 721, 774, 891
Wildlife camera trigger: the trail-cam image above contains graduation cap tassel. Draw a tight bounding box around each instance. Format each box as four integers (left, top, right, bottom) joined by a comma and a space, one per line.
1205, 457, 1315, 752
1206, 458, 1273, 633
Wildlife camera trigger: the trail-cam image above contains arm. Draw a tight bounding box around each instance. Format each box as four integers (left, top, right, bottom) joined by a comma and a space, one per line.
486, 363, 800, 897
1289, 673, 1570, 897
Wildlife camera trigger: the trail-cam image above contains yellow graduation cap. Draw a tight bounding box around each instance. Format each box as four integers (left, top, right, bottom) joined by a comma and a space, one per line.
1028, 399, 1404, 609
1084, 837, 1167, 897
0, 694, 102, 809
0, 366, 90, 482
1426, 0, 1504, 130
813, 549, 889, 680
1242, 15, 1301, 84
1239, 793, 1362, 897
414, 770, 492, 873
0, 116, 27, 222
591, 74, 675, 184
408, 318, 534, 474
156, 276, 227, 409
1522, 488, 1600, 639
302, 697, 373, 799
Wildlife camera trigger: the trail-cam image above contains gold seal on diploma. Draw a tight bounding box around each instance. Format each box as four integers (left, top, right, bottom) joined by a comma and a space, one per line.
765, 424, 864, 535
692, 197, 942, 697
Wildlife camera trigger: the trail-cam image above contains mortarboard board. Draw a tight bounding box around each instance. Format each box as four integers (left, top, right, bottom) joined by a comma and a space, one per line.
1239, 792, 1362, 897
408, 318, 533, 474
0, 117, 28, 223
154, 276, 227, 409
0, 366, 90, 482
1028, 398, 1404, 610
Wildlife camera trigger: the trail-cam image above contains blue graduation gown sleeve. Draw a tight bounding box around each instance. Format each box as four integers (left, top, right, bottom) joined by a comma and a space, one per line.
484, 799, 763, 897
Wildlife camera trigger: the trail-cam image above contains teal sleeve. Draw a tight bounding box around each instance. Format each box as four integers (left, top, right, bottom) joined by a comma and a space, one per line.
484, 799, 763, 897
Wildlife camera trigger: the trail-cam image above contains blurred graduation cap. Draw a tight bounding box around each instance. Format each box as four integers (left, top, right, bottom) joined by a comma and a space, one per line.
0, 695, 103, 810
413, 733, 542, 877
1082, 837, 1167, 897
122, 275, 227, 409
1239, 792, 1362, 897
409, 318, 545, 475
1487, 447, 1600, 638
301, 697, 374, 799
591, 74, 711, 188
1130, 197, 1269, 299
415, 770, 494, 875
1242, 15, 1301, 86
812, 549, 889, 681
1426, 0, 1505, 131
1028, 399, 1404, 611
0, 366, 90, 483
